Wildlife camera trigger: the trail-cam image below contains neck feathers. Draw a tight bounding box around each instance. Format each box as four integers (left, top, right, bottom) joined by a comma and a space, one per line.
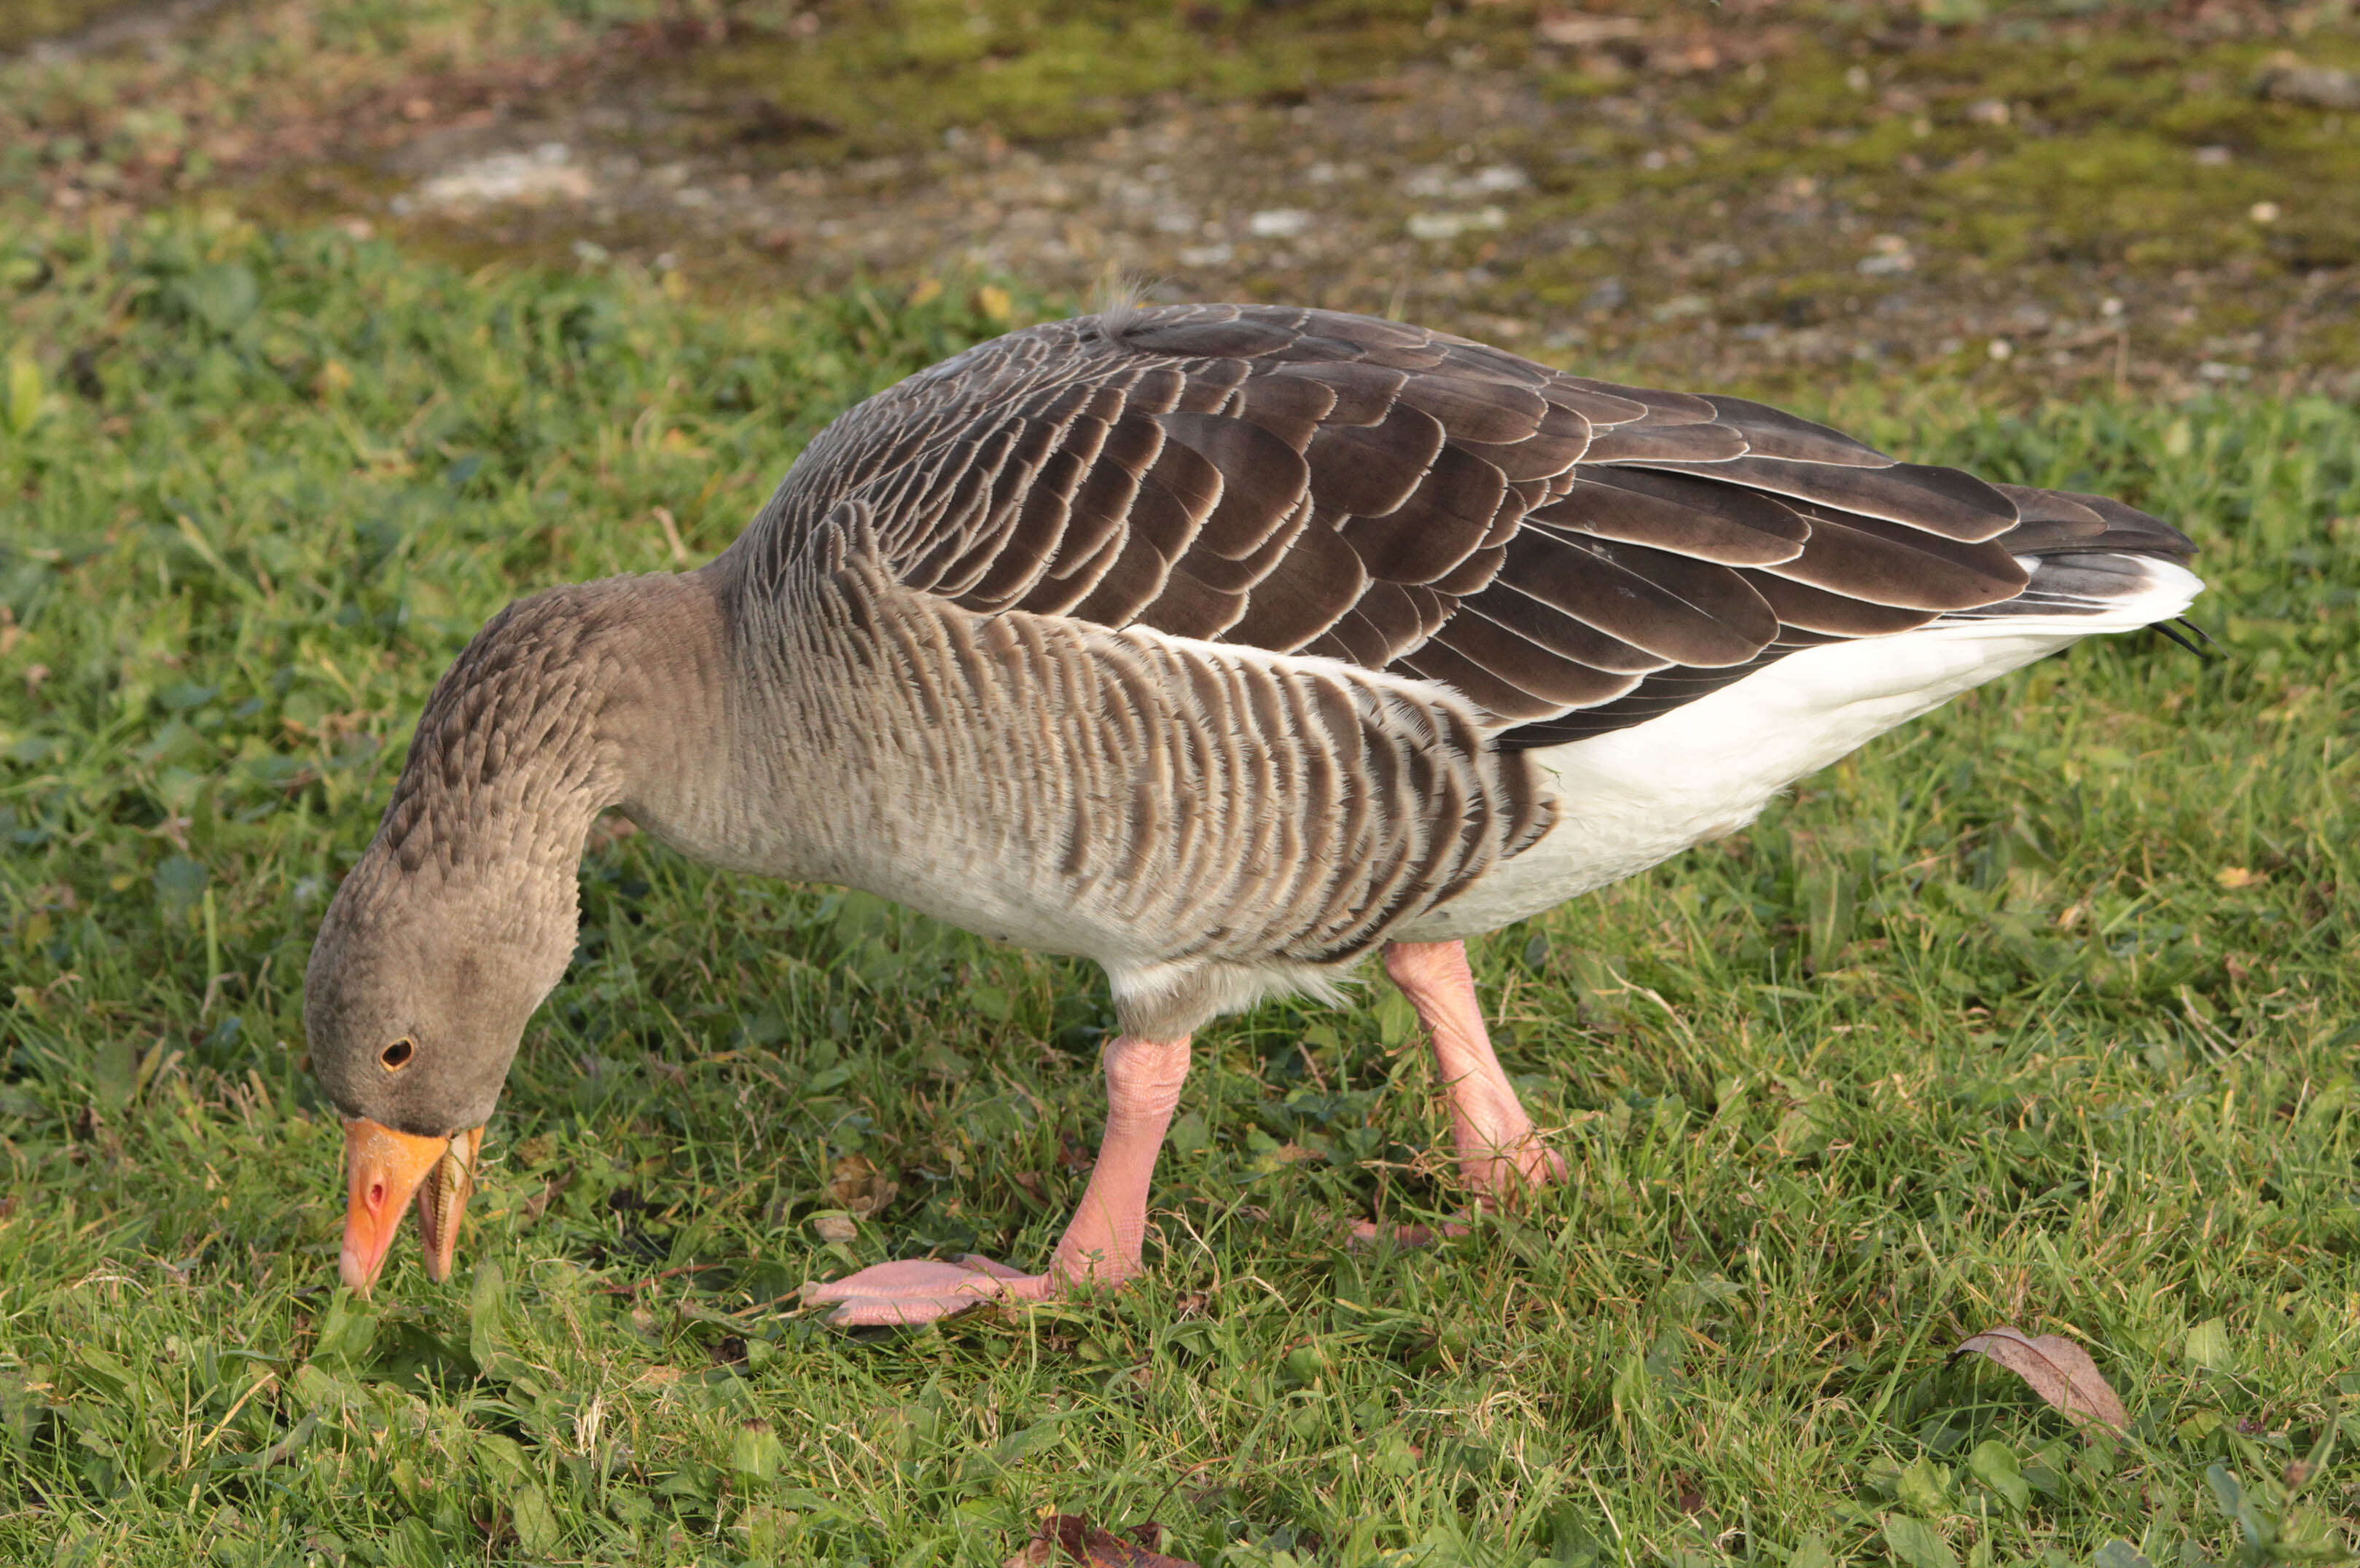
372, 572, 730, 884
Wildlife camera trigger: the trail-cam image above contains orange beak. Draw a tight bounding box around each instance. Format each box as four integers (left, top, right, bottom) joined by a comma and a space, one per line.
340, 1120, 484, 1293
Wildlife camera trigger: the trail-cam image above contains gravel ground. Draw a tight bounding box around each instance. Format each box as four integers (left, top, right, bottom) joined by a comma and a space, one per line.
12, 1, 2360, 399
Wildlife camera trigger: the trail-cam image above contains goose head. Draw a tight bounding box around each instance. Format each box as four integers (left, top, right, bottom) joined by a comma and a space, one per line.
299, 573, 727, 1295
305, 850, 581, 1293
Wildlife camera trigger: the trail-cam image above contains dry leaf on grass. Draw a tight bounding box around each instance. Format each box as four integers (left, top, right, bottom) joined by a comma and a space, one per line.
1950, 1327, 2130, 1434
809, 1212, 859, 1243
1004, 1513, 1197, 1568
829, 1155, 900, 1218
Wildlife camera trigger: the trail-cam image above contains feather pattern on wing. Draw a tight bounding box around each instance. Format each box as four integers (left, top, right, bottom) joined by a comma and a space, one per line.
741, 304, 2188, 753
714, 304, 2194, 1006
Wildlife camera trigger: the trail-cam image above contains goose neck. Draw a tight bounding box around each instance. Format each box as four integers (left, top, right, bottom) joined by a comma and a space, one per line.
377, 571, 735, 882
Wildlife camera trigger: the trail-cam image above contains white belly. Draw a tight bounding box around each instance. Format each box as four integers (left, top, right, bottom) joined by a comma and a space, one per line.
1394, 571, 2197, 941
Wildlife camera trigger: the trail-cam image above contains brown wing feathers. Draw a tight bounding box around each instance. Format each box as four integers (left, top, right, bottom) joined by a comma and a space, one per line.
806, 303, 2179, 748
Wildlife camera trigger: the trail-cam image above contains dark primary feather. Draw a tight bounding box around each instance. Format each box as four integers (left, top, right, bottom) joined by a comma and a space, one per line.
745, 303, 2192, 748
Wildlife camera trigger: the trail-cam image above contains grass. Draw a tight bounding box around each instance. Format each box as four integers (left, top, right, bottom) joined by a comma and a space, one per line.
4, 197, 2359, 1567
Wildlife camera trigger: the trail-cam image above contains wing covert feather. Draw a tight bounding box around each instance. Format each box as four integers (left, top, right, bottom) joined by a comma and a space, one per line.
738, 301, 2184, 759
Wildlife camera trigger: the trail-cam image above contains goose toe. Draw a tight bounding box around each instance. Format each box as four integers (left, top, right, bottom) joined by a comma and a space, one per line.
804, 1255, 1047, 1326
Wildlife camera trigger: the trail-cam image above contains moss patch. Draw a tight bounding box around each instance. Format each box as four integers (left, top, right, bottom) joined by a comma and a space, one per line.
0, 0, 139, 55
6, 1, 2359, 399
667, 1, 1545, 162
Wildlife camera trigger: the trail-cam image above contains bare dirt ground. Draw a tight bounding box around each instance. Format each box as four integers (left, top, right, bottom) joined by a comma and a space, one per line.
10, 1, 2360, 400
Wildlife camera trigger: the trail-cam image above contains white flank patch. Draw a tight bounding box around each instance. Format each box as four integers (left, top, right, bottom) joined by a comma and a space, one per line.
1399, 555, 2203, 939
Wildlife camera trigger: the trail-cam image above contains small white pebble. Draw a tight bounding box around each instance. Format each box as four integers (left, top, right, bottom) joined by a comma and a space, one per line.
2250, 200, 2281, 223
1407, 206, 1506, 241
1988, 338, 2015, 361
1248, 208, 1313, 239
2101, 297, 2124, 318
1463, 164, 1530, 195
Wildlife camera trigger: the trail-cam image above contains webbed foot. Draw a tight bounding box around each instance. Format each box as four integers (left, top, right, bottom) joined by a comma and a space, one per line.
802, 1255, 1047, 1326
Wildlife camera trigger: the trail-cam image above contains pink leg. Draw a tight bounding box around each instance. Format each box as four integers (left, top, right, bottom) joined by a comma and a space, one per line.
1366, 940, 1563, 1234
805, 1035, 1190, 1326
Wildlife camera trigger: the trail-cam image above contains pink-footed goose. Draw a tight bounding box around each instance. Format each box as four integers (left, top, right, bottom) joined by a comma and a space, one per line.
304, 303, 2201, 1323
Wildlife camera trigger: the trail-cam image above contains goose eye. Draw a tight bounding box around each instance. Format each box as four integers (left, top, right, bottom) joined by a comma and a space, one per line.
380, 1038, 415, 1071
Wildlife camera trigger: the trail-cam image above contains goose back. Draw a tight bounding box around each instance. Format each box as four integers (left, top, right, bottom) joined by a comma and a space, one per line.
701, 303, 2193, 1028
720, 303, 2187, 747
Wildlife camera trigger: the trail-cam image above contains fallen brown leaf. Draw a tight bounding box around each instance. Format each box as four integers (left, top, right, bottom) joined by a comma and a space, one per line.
809, 1212, 858, 1243
1950, 1326, 2130, 1434
829, 1155, 900, 1218
1004, 1513, 1197, 1568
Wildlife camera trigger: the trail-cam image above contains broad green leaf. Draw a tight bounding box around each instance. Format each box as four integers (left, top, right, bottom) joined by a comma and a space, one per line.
469, 1260, 509, 1375
2184, 1318, 2233, 1371
286, 1364, 365, 1419
153, 855, 209, 912
175, 262, 260, 334
309, 1291, 378, 1371
729, 1422, 785, 1480
1896, 1457, 1952, 1517
2205, 1461, 2243, 1516
472, 1430, 535, 1486
1967, 1440, 2030, 1513
990, 1416, 1066, 1467
6, 351, 41, 436
509, 1483, 562, 1555
1883, 1515, 1959, 1568
87, 1035, 137, 1111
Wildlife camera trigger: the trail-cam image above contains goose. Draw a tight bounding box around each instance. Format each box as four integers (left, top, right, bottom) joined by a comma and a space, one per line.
305, 302, 2202, 1324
